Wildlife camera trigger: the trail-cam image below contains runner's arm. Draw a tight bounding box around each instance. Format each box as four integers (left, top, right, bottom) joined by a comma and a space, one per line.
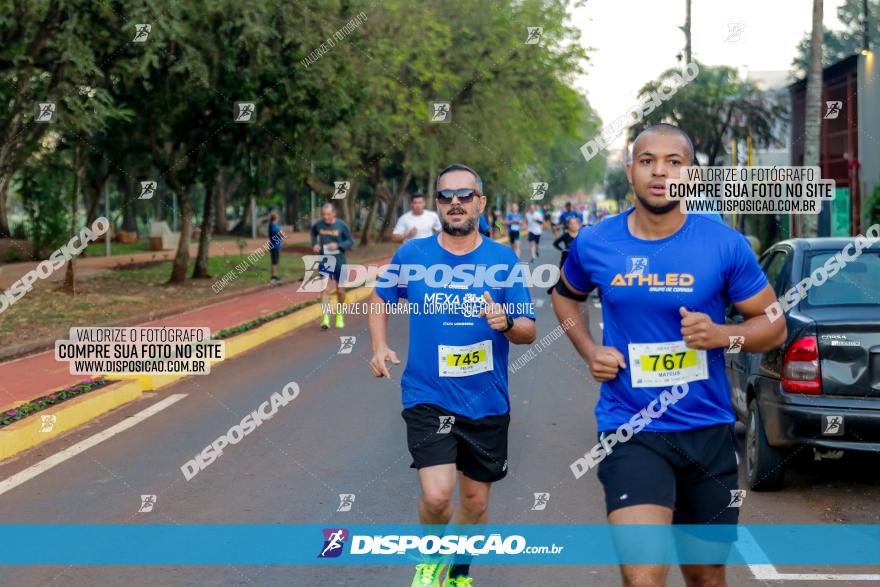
368, 291, 400, 378
680, 285, 786, 352
391, 217, 407, 243
552, 234, 565, 251
338, 223, 355, 251
505, 317, 536, 344
551, 273, 626, 382
551, 273, 597, 363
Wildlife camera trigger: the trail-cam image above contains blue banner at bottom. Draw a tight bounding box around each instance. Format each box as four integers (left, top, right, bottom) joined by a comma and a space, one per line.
0, 524, 878, 565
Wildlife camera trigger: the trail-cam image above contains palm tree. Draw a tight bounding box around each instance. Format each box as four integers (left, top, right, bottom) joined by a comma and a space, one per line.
801, 0, 824, 237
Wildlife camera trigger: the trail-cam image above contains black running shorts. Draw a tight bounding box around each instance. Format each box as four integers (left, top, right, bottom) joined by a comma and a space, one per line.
402, 403, 510, 483
597, 424, 740, 533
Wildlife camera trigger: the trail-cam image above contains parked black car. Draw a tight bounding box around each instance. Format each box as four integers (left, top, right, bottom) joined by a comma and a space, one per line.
726, 237, 880, 491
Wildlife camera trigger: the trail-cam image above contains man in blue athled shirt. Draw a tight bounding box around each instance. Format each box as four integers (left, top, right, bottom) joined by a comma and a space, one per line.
369, 164, 536, 587
552, 124, 786, 587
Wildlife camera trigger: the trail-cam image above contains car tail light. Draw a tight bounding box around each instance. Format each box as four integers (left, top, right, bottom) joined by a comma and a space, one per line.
782, 336, 821, 394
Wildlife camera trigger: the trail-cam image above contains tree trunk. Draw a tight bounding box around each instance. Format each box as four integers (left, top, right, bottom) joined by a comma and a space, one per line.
285, 181, 299, 228
63, 144, 84, 294
121, 175, 138, 233
801, 0, 824, 237
378, 171, 411, 240
235, 195, 253, 235
0, 174, 10, 238
360, 194, 381, 246
215, 184, 228, 234
167, 172, 192, 284
192, 179, 216, 279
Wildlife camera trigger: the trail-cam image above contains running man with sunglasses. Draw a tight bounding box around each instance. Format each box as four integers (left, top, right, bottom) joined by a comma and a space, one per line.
369, 164, 536, 587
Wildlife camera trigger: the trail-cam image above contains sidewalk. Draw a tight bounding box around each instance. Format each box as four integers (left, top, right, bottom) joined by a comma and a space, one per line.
0, 254, 390, 413
0, 232, 313, 290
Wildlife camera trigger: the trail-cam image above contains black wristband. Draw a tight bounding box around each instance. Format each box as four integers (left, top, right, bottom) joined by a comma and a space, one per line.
501, 314, 514, 333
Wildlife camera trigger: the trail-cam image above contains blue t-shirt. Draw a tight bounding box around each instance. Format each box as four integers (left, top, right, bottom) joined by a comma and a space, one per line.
376, 235, 535, 419
268, 223, 283, 251
478, 215, 491, 237
562, 208, 767, 432
506, 213, 522, 233
560, 210, 582, 225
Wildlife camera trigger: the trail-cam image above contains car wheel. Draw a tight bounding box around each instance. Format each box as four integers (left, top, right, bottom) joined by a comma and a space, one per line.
746, 399, 786, 491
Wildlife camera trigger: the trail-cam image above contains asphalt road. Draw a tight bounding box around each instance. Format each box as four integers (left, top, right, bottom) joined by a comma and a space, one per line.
1, 235, 879, 586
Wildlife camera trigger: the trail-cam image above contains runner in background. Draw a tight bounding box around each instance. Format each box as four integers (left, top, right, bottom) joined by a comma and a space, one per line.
490, 207, 502, 238
393, 192, 442, 243
547, 215, 580, 294
550, 206, 563, 237
478, 212, 492, 238
504, 203, 523, 259
311, 202, 354, 330
267, 213, 283, 284
559, 201, 581, 227
525, 203, 544, 263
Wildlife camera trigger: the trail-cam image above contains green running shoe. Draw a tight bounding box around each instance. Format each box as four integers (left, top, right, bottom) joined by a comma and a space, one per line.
442, 568, 474, 586
411, 563, 444, 587
335, 313, 345, 329
320, 314, 330, 330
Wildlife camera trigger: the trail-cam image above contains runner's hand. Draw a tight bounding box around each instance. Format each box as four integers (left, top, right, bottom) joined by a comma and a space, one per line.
680, 307, 721, 349
312, 244, 320, 253
326, 242, 338, 251
370, 347, 400, 378
481, 291, 508, 332
585, 346, 626, 382
407, 227, 417, 238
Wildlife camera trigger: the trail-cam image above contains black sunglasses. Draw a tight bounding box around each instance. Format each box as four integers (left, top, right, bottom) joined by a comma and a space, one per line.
436, 188, 481, 204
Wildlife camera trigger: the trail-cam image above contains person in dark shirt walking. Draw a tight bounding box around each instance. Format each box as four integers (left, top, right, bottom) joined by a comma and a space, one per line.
548, 215, 580, 294
267, 213, 284, 284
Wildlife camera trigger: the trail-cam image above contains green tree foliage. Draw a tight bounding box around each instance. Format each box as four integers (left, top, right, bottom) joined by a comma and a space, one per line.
629, 63, 788, 166
792, 0, 879, 75
2, 0, 607, 282
604, 167, 630, 204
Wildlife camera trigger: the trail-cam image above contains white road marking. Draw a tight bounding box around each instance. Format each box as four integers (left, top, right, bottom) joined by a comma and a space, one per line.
0, 394, 187, 497
739, 526, 880, 581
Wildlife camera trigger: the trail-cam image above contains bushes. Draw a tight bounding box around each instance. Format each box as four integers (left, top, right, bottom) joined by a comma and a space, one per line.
867, 185, 880, 228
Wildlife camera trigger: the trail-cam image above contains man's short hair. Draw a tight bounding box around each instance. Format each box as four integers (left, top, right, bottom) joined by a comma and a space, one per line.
410, 191, 426, 201
269, 213, 278, 222
322, 202, 336, 212
631, 123, 696, 164
436, 163, 483, 194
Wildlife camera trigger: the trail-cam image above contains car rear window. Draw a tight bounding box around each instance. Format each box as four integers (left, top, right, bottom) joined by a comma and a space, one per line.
804, 250, 880, 307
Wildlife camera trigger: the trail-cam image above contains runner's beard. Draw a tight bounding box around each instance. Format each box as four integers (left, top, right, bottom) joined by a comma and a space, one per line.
635, 191, 679, 215
442, 215, 476, 236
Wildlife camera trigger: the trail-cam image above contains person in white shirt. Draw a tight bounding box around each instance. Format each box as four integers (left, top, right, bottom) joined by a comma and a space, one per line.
392, 192, 442, 243
525, 203, 545, 262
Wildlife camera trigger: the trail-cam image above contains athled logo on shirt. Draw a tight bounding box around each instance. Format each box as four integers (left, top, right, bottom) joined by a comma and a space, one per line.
612, 257, 694, 292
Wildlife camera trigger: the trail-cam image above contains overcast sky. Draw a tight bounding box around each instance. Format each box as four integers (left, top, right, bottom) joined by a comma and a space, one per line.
570, 0, 849, 149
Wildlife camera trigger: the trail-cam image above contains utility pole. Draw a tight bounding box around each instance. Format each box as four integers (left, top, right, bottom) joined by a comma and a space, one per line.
684, 0, 692, 63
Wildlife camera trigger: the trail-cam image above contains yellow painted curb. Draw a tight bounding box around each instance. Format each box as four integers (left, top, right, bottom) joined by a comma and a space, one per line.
223, 286, 372, 359
0, 380, 143, 461
1, 244, 498, 460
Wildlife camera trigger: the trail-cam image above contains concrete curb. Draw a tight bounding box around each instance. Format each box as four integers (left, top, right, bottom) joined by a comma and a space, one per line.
0, 380, 142, 462
0, 286, 372, 462
0, 235, 507, 462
